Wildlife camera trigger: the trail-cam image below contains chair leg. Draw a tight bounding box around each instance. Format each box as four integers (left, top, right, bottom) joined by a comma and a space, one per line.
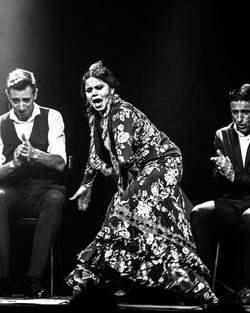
49, 240, 64, 296
212, 240, 237, 295
50, 245, 54, 297
212, 241, 220, 290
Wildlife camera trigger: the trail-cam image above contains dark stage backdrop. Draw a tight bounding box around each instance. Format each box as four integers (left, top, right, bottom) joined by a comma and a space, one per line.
0, 0, 250, 281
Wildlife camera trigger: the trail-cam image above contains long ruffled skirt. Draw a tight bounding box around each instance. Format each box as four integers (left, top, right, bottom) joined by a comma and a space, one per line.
65, 156, 218, 305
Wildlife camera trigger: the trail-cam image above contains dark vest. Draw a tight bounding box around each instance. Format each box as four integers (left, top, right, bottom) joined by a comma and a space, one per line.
0, 107, 61, 185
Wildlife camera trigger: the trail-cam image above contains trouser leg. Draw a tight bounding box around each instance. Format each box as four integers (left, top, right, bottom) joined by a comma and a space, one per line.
27, 188, 65, 278
0, 190, 11, 277
0, 187, 28, 277
190, 202, 241, 274
240, 209, 250, 289
190, 207, 216, 272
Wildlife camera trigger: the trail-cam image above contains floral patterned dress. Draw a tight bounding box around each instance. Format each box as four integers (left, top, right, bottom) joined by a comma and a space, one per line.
65, 95, 218, 305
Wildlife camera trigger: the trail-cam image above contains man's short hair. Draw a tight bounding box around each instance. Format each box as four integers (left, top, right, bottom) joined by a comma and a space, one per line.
6, 68, 36, 93
229, 83, 250, 102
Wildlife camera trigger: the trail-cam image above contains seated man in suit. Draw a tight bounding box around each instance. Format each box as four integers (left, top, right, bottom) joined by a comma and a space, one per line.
0, 68, 67, 297
190, 83, 250, 303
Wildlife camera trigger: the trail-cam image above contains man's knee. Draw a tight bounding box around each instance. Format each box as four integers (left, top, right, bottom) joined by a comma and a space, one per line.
0, 189, 9, 216
191, 204, 206, 219
190, 202, 215, 225
0, 189, 8, 201
242, 208, 250, 230
41, 189, 65, 220
45, 189, 65, 206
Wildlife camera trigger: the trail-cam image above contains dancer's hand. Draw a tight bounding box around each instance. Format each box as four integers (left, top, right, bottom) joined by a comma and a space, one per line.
70, 185, 92, 211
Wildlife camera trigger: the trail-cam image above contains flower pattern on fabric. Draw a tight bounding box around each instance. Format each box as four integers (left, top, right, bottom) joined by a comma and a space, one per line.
66, 95, 218, 305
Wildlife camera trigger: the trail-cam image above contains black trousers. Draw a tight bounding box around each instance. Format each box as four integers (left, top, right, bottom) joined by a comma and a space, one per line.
0, 179, 66, 279
190, 195, 250, 290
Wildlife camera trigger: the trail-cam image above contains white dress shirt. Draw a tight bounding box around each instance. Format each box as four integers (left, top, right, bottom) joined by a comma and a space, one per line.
0, 103, 66, 165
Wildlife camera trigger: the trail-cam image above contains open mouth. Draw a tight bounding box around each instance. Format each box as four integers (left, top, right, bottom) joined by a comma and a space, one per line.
92, 98, 102, 104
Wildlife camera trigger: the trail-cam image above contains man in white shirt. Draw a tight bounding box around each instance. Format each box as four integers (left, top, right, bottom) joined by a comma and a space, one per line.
0, 68, 67, 297
190, 83, 250, 303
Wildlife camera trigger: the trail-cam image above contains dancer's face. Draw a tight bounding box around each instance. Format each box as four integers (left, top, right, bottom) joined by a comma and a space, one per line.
85, 77, 114, 113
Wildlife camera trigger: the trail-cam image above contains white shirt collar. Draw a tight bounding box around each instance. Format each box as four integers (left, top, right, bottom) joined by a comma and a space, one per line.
9, 103, 40, 124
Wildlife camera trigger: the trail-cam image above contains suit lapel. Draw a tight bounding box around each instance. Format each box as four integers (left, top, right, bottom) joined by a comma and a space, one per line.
245, 145, 250, 168
230, 126, 244, 170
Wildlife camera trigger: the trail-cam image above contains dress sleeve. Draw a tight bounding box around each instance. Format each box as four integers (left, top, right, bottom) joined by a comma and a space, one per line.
111, 107, 135, 168
81, 151, 98, 187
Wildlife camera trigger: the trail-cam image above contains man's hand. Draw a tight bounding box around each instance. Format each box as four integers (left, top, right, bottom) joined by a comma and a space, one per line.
13, 144, 23, 167
12, 135, 37, 167
20, 134, 36, 161
210, 149, 235, 182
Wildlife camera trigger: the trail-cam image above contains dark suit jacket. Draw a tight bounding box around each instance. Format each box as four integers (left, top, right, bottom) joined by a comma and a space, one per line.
213, 122, 250, 198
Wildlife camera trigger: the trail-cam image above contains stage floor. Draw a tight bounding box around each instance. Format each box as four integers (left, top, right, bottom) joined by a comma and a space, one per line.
0, 295, 250, 313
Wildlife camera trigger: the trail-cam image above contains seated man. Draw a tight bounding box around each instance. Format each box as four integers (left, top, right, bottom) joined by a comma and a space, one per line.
190, 83, 250, 304
0, 68, 67, 297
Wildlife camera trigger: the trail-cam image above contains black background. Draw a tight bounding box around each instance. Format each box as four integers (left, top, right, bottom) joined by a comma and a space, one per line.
0, 0, 249, 284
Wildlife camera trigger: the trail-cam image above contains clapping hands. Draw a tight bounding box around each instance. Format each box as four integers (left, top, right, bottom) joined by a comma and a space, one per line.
13, 134, 35, 167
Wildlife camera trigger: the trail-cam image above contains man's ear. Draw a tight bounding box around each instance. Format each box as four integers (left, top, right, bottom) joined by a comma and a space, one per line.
5, 89, 10, 101
5, 89, 11, 110
34, 88, 38, 100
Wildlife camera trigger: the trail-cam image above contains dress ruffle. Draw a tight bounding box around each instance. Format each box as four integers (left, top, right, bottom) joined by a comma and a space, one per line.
65, 157, 218, 305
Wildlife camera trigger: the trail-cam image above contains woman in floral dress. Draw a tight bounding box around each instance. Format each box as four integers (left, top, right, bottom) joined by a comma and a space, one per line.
65, 61, 218, 305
